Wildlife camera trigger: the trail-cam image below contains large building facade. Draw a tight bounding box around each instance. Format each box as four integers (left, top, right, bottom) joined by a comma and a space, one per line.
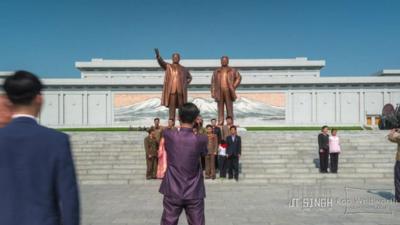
1, 58, 400, 127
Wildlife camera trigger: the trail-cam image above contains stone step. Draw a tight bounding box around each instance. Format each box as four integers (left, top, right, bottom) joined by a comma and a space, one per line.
66, 131, 398, 184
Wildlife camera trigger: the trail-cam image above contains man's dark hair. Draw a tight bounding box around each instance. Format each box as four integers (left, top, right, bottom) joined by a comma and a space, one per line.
230, 125, 237, 131
226, 116, 233, 120
179, 103, 200, 124
168, 118, 174, 122
154, 118, 160, 122
3, 70, 43, 105
211, 118, 216, 122
206, 124, 213, 129
321, 125, 329, 131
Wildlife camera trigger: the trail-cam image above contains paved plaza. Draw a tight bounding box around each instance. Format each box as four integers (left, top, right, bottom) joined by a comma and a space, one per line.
81, 180, 399, 225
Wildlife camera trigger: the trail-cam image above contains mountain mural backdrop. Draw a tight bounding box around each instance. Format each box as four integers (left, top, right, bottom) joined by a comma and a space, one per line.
114, 96, 285, 126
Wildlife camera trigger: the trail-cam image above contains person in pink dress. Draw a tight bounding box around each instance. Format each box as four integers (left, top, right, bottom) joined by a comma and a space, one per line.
157, 119, 177, 179
156, 138, 167, 179
328, 128, 341, 173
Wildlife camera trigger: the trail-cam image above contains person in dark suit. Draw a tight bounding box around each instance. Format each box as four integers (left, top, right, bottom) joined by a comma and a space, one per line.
211, 118, 222, 143
318, 125, 330, 173
0, 71, 80, 225
211, 118, 222, 171
159, 103, 208, 225
226, 125, 241, 181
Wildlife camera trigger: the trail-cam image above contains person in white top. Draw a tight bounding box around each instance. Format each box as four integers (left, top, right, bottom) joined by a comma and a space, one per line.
218, 140, 228, 178
329, 128, 341, 173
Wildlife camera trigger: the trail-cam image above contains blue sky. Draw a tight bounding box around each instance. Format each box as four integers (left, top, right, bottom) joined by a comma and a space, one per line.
0, 0, 399, 77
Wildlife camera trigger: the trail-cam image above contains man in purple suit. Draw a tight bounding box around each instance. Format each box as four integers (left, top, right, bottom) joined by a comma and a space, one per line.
159, 103, 208, 225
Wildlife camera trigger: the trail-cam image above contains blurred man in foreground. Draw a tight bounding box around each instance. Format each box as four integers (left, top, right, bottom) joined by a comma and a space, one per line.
0, 71, 80, 225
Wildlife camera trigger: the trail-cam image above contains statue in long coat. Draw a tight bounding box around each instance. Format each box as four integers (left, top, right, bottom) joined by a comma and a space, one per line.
211, 56, 241, 125
155, 48, 192, 120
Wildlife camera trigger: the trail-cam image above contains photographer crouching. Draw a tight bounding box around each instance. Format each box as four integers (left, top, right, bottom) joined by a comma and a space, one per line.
388, 128, 400, 202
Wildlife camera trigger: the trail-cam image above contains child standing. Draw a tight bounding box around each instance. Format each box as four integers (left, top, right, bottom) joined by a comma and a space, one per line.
218, 140, 228, 178
329, 128, 341, 173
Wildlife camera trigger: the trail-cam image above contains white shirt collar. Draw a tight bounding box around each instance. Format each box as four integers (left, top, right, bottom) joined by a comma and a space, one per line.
12, 114, 36, 120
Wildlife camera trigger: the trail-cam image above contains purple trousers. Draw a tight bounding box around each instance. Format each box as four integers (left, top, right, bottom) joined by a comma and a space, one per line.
161, 196, 205, 225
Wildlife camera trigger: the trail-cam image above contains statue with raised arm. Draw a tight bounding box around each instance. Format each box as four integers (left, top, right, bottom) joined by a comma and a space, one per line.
155, 48, 192, 120
211, 56, 242, 125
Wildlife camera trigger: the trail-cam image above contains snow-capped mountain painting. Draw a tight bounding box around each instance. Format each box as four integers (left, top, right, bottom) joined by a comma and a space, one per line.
114, 96, 285, 126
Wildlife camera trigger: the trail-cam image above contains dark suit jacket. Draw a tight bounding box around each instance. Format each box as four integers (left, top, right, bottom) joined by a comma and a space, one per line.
318, 133, 329, 151
0, 117, 80, 225
226, 135, 242, 157
212, 126, 222, 143
159, 127, 208, 200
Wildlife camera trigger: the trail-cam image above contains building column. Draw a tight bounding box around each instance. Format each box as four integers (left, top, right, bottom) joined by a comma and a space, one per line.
359, 90, 365, 125
107, 90, 113, 126
285, 91, 292, 124
60, 92, 65, 126
312, 90, 317, 123
337, 91, 341, 124
335, 89, 339, 124
83, 91, 88, 125
383, 86, 390, 104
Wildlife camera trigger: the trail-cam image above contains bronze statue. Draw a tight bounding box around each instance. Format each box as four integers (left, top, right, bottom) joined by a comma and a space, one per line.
155, 48, 192, 120
211, 56, 242, 125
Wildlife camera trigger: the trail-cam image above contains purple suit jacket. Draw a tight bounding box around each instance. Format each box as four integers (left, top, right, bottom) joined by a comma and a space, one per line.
159, 127, 208, 200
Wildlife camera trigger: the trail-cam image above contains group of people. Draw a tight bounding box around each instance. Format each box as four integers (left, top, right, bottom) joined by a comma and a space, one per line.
317, 125, 400, 202
144, 115, 242, 181
318, 125, 341, 173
